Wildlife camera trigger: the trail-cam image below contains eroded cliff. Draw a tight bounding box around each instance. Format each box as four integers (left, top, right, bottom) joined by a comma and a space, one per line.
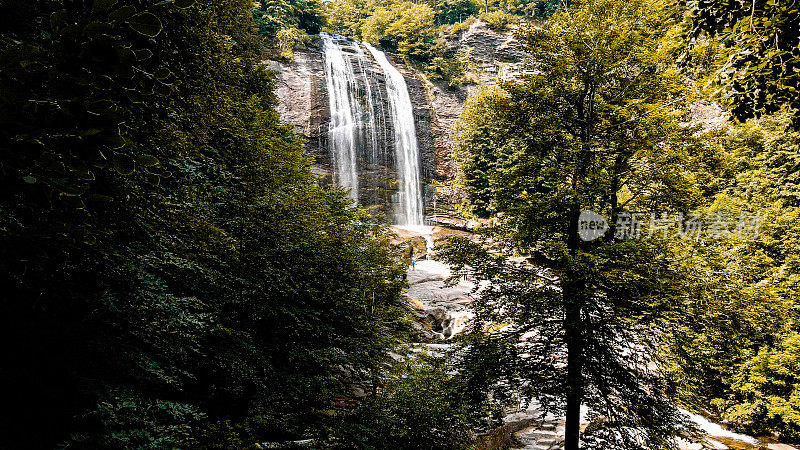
265, 22, 526, 219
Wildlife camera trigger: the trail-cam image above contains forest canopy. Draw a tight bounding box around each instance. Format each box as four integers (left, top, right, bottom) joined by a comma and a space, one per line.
0, 0, 458, 447
2, 0, 800, 448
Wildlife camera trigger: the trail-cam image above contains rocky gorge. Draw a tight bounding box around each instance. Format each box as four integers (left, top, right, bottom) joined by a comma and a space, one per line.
265, 20, 527, 220
263, 19, 791, 450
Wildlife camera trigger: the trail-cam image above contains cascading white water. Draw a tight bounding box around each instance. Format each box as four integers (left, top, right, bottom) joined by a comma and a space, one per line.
322, 33, 360, 200
354, 45, 380, 164
320, 33, 424, 224
365, 43, 424, 226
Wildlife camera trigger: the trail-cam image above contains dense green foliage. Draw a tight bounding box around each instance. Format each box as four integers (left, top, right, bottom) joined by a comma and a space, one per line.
254, 0, 324, 37
5, 0, 800, 447
692, 0, 800, 127
436, 0, 480, 25
332, 356, 475, 449
430, 0, 800, 443
322, 0, 561, 69
662, 111, 800, 442
0, 0, 464, 447
447, 0, 702, 447
253, 0, 323, 60
362, 1, 438, 59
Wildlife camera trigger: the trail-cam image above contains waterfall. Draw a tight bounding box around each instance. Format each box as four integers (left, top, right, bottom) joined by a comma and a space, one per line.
321, 33, 360, 201
353, 44, 380, 164
365, 43, 424, 226
320, 33, 424, 226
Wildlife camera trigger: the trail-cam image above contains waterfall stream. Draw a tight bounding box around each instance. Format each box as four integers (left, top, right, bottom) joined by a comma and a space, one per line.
365, 43, 424, 226
321, 33, 424, 226
321, 33, 361, 201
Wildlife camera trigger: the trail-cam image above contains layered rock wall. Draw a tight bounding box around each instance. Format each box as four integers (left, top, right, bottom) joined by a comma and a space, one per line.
265, 24, 527, 219
422, 21, 527, 211
266, 43, 329, 166
266, 38, 436, 219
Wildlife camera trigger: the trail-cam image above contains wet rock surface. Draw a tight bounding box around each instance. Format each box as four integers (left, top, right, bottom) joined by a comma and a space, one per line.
407, 259, 476, 339
265, 37, 437, 219
265, 25, 528, 219
391, 224, 478, 340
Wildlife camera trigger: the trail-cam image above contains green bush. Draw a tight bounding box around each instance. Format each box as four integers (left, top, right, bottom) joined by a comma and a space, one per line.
363, 2, 438, 61
277, 26, 313, 61
722, 332, 800, 441
429, 49, 475, 88
254, 0, 324, 45
436, 0, 481, 25
323, 0, 369, 37
330, 356, 476, 450
479, 10, 519, 31
532, 0, 563, 19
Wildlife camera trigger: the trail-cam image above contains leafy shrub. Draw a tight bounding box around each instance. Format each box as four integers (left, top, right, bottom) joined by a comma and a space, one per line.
479, 10, 519, 31
497, 0, 536, 17
329, 356, 476, 450
363, 2, 438, 61
533, 0, 563, 19
277, 26, 313, 61
440, 15, 478, 38
430, 56, 467, 87
436, 0, 481, 25
429, 48, 474, 88
254, 0, 324, 45
722, 332, 800, 441
323, 0, 368, 36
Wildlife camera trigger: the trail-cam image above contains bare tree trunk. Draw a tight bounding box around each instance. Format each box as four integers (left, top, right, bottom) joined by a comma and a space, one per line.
563, 211, 584, 450
564, 279, 584, 450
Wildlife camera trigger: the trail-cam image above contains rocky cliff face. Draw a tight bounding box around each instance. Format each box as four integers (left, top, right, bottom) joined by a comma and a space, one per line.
266, 38, 436, 219
422, 21, 527, 211
265, 44, 329, 168
265, 24, 526, 218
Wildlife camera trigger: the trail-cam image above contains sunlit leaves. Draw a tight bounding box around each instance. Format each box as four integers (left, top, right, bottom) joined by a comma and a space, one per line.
452, 1, 696, 447
692, 0, 800, 127
136, 155, 160, 167
254, 0, 324, 45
